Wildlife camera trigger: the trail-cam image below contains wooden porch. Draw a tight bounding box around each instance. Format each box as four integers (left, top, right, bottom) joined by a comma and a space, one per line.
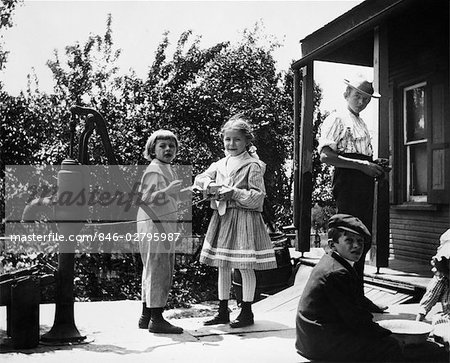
259, 247, 434, 315
291, 0, 450, 269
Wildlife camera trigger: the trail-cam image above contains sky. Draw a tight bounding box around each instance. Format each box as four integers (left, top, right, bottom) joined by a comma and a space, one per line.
1, 0, 376, 115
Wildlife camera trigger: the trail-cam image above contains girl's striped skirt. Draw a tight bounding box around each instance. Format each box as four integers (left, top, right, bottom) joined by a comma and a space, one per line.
200, 208, 277, 270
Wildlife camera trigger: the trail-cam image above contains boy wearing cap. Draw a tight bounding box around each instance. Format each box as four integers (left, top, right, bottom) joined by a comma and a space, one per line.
318, 74, 387, 299
295, 214, 404, 362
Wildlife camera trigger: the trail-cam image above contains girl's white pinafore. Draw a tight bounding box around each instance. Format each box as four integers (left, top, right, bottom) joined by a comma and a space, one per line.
195, 152, 277, 270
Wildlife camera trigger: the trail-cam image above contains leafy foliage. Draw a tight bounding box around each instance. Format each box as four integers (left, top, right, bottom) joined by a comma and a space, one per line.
1, 16, 332, 304
0, 252, 217, 307
167, 260, 218, 308
310, 102, 336, 231
15, 18, 295, 232
0, 0, 22, 72
311, 108, 334, 207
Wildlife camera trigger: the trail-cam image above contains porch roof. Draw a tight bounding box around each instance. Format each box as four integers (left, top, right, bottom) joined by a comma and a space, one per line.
291, 0, 408, 69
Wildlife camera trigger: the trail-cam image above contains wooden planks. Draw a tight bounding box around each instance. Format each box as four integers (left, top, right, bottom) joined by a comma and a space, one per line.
253, 264, 415, 314
389, 206, 449, 263
253, 265, 314, 313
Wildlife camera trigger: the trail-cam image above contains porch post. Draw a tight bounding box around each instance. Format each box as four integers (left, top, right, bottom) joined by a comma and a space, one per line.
297, 62, 314, 253
293, 68, 301, 238
372, 25, 390, 269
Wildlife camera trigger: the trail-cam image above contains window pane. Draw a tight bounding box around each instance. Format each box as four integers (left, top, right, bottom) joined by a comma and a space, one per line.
410, 143, 427, 196
405, 86, 426, 142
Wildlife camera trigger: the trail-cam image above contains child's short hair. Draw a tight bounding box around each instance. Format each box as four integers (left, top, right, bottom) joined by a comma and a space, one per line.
143, 129, 179, 161
221, 114, 254, 142
328, 227, 345, 244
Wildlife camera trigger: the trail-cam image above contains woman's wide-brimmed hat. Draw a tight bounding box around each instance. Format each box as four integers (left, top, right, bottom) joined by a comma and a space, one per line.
344, 75, 381, 98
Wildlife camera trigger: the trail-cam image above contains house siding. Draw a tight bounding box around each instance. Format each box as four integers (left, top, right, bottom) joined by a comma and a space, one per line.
387, 0, 449, 265
389, 206, 449, 263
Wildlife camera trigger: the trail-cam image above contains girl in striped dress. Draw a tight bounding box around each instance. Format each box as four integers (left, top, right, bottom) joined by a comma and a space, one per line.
194, 115, 277, 328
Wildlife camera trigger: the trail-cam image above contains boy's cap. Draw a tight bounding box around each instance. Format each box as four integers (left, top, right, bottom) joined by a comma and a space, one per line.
328, 214, 371, 239
344, 75, 381, 99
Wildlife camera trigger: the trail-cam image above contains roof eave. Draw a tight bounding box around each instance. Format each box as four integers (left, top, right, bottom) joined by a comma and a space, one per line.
292, 0, 408, 70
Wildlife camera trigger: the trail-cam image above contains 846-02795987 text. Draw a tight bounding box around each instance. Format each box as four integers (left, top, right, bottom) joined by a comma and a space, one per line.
81, 232, 181, 243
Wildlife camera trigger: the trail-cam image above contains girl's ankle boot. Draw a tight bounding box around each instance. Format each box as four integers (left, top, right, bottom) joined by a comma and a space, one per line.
230, 301, 254, 328
204, 300, 230, 326
148, 307, 183, 334
138, 302, 151, 329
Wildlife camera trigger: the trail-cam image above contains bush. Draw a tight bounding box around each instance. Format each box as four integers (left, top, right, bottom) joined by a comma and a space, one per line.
1, 252, 218, 308
1, 18, 300, 308
167, 260, 218, 308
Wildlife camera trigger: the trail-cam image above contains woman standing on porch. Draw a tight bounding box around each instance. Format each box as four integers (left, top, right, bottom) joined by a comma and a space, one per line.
317, 74, 387, 312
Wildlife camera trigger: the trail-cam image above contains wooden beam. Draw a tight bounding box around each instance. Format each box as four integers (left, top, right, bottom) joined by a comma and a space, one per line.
293, 69, 301, 237
371, 25, 390, 269
293, 0, 409, 70
300, 0, 406, 57
297, 62, 314, 253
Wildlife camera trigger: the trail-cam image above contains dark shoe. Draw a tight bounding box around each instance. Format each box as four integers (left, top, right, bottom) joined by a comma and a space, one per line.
138, 302, 151, 329
230, 301, 254, 328
229, 313, 254, 328
204, 300, 230, 326
148, 307, 183, 334
138, 315, 151, 329
203, 312, 230, 326
148, 318, 183, 334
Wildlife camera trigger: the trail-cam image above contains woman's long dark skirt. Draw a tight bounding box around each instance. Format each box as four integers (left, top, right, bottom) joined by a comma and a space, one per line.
332, 153, 374, 281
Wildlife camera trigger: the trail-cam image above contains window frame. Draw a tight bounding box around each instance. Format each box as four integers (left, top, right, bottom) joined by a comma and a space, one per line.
402, 81, 427, 203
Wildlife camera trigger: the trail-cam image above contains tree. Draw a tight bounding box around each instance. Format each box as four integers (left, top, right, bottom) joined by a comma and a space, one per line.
311, 108, 334, 208
136, 25, 294, 231
310, 87, 335, 231
0, 0, 21, 72
1, 14, 339, 305
47, 14, 121, 106
3, 16, 296, 235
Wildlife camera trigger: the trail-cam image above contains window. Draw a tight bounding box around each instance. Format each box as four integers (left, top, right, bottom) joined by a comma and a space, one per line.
403, 82, 427, 202
396, 79, 448, 206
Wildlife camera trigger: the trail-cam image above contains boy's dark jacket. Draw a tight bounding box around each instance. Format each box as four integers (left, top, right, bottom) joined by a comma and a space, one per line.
296, 251, 391, 359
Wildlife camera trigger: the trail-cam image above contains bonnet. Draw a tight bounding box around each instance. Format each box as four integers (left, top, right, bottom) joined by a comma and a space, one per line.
434, 229, 450, 261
